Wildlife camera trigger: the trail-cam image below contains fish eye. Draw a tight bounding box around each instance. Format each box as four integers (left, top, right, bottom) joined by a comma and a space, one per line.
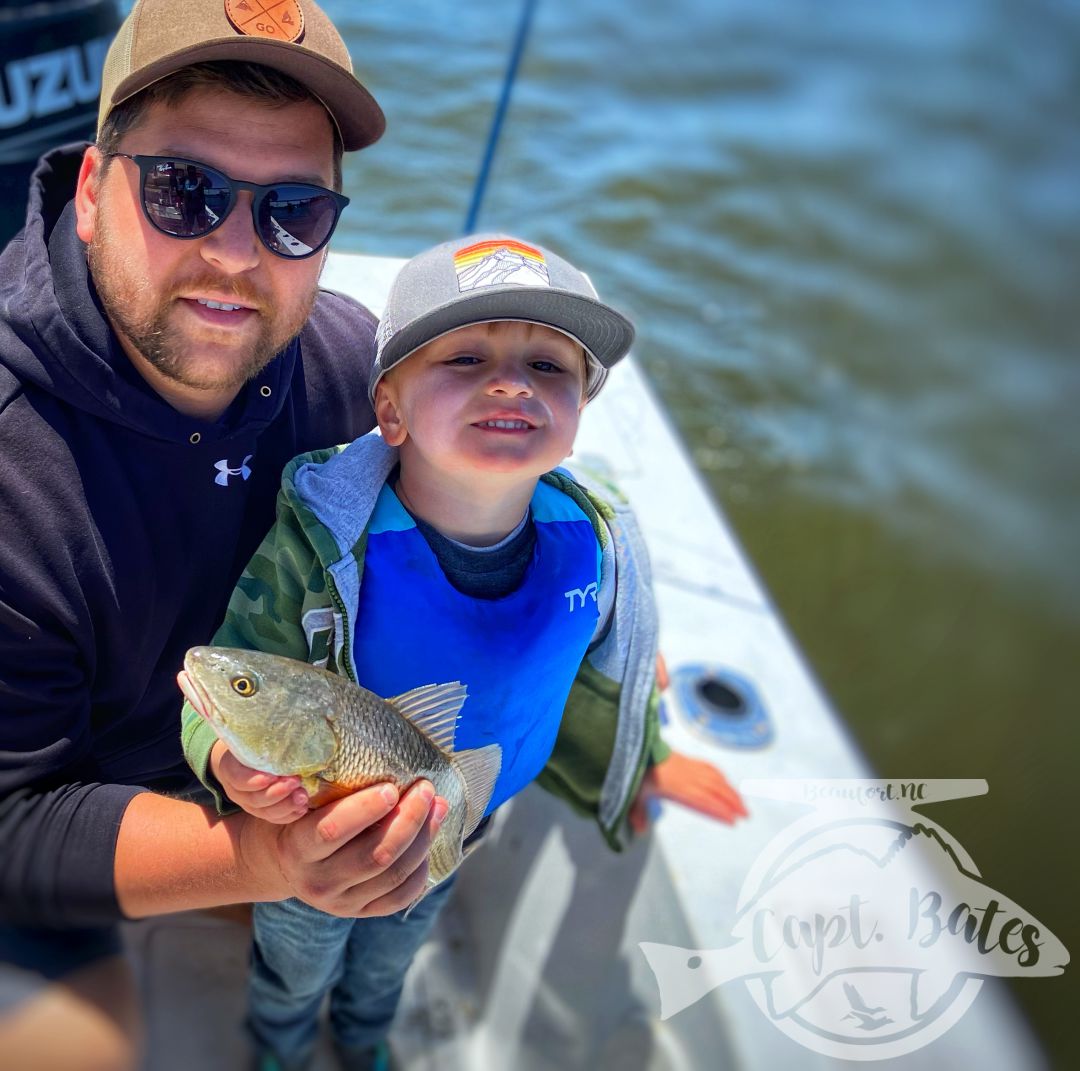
231, 675, 257, 697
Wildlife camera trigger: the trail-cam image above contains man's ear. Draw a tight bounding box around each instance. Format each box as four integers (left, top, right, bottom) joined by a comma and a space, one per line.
374, 379, 408, 447
74, 146, 103, 244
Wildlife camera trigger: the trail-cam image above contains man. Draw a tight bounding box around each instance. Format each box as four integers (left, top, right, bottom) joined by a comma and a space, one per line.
0, 2, 443, 1068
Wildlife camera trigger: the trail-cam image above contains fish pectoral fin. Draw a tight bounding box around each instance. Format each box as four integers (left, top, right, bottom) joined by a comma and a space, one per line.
454, 743, 502, 838
386, 682, 468, 752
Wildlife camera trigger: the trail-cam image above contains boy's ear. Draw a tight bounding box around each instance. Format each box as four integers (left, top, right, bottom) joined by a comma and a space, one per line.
374, 379, 408, 447
74, 146, 104, 244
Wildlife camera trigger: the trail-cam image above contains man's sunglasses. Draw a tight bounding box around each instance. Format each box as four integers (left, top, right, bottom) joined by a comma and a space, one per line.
105, 153, 350, 260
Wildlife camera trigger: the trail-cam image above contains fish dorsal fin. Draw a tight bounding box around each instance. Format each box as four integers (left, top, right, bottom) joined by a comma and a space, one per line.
386, 681, 468, 753
454, 743, 503, 839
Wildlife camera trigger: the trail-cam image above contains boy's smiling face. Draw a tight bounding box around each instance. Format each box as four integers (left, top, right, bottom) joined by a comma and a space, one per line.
375, 320, 587, 482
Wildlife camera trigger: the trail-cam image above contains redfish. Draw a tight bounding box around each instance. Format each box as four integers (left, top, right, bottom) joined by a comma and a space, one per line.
178, 646, 501, 888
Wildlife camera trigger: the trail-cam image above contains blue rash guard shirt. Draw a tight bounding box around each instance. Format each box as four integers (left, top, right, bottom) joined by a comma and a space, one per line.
352, 481, 602, 813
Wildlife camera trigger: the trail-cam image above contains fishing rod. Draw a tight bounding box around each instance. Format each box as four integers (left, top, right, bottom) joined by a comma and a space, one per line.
463, 0, 538, 235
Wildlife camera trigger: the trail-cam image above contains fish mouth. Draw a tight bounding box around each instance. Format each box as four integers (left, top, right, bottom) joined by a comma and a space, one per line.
177, 668, 213, 722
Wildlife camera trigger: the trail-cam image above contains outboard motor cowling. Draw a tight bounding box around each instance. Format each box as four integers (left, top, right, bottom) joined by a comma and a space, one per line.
1, 0, 121, 243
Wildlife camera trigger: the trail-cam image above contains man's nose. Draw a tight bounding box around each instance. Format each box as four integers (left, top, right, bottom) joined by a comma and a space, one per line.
198, 193, 261, 273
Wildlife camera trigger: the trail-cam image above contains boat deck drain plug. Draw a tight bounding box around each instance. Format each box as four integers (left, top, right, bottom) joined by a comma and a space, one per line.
670, 663, 773, 749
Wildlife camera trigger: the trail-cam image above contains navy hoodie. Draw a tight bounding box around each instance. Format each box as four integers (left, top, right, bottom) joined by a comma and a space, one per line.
0, 144, 376, 927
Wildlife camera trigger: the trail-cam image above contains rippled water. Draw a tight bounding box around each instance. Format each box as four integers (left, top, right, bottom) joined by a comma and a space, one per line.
104, 0, 1078, 1060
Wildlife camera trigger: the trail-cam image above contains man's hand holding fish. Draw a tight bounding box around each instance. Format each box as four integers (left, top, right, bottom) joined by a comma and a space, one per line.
114, 779, 446, 920
236, 779, 451, 918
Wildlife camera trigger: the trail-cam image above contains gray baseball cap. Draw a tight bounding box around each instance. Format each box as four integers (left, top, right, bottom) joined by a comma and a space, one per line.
370, 234, 635, 403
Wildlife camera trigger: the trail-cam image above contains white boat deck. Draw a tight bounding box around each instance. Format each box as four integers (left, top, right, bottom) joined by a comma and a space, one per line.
122, 252, 1048, 1070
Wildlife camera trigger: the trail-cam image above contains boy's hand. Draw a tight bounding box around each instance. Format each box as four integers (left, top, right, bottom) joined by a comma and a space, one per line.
629, 750, 748, 834
210, 739, 309, 824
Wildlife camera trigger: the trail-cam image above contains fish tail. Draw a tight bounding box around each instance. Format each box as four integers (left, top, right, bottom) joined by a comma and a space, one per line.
452, 742, 502, 838
402, 823, 462, 921
428, 814, 463, 886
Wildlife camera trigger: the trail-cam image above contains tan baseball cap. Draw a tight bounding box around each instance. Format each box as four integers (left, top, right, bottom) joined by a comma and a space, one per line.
97, 0, 384, 150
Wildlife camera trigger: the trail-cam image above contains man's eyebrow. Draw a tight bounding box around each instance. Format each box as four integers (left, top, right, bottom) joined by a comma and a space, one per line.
155, 149, 329, 186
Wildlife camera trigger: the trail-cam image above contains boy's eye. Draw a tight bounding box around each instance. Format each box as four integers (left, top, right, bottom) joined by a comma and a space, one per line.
530, 359, 564, 374
446, 354, 481, 366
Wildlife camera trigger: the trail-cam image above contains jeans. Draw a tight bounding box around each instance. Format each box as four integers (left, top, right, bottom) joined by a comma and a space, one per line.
248, 876, 456, 1066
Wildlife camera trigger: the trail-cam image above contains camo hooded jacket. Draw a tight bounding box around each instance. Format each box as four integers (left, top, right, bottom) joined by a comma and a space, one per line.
183, 433, 668, 849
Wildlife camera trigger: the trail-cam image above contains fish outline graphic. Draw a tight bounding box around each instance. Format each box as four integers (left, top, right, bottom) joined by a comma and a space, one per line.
640, 779, 1068, 1061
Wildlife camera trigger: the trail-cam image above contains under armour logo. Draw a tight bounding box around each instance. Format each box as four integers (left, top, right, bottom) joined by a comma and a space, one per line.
564, 582, 598, 611
214, 455, 253, 487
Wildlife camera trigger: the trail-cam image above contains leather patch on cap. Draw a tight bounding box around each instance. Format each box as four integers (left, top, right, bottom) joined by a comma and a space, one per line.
224, 0, 305, 44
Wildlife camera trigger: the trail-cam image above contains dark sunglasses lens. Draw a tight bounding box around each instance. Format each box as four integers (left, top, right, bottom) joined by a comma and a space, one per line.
257, 185, 341, 258
141, 159, 230, 238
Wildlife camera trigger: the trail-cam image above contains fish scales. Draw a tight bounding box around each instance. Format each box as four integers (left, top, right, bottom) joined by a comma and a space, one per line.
178, 646, 501, 890
321, 686, 470, 885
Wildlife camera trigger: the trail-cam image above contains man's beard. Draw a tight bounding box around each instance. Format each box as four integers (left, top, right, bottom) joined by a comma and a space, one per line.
87, 212, 317, 394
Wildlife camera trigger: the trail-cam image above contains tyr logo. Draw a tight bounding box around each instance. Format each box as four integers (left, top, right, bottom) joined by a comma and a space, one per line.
214, 455, 253, 487
564, 582, 598, 611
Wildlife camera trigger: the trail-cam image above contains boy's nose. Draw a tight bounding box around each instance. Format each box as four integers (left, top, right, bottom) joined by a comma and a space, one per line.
487, 366, 532, 396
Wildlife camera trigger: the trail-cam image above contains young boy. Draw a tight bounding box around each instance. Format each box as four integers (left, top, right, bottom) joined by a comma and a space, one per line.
181, 235, 746, 1071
